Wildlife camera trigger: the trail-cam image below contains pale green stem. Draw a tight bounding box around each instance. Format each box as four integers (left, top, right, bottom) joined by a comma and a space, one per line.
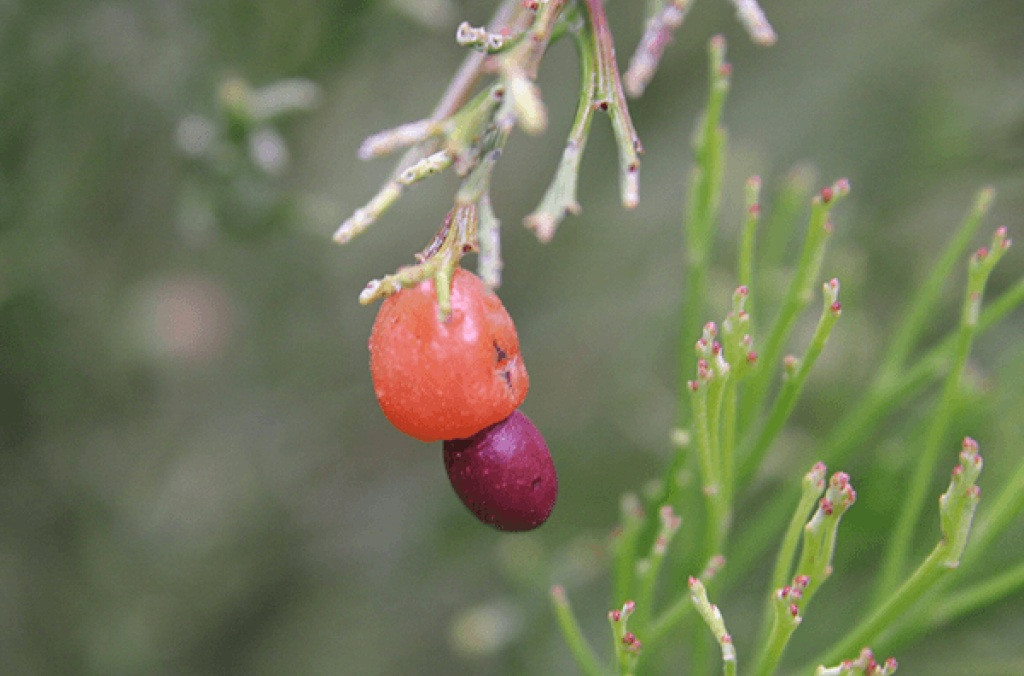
613, 493, 646, 606
738, 175, 762, 307
874, 232, 1009, 602
807, 442, 982, 672
740, 181, 847, 434
756, 464, 826, 636
877, 187, 994, 381
759, 165, 815, 272
551, 586, 614, 676
635, 507, 682, 632
720, 379, 738, 508
883, 557, 1024, 651
738, 282, 841, 489
690, 578, 738, 676
681, 36, 730, 424
810, 542, 953, 671
722, 274, 1024, 591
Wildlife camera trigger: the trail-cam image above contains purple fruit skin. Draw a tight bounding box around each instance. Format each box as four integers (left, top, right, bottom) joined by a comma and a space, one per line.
443, 410, 558, 532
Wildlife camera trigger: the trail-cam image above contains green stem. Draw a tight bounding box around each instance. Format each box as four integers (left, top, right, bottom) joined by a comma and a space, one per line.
874, 231, 1009, 602
877, 187, 994, 381
722, 274, 1024, 593
759, 165, 815, 272
810, 542, 951, 670
884, 557, 1024, 651
551, 586, 614, 676
613, 493, 646, 606
681, 36, 730, 425
740, 180, 847, 435
737, 281, 841, 489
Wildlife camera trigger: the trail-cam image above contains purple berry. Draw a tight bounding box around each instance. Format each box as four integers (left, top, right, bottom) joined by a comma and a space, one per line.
443, 410, 557, 532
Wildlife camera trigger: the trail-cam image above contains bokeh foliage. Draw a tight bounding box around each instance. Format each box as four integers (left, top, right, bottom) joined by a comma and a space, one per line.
1, 1, 1023, 675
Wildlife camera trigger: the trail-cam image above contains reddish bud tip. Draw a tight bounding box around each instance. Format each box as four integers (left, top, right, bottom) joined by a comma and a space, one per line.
830, 301, 842, 315
689, 380, 699, 391
820, 187, 834, 203
722, 634, 733, 644
789, 603, 800, 617
976, 247, 989, 260
712, 341, 722, 355
623, 600, 636, 613
737, 285, 749, 296
719, 63, 732, 77
750, 204, 762, 215
747, 351, 758, 364
970, 485, 981, 498
609, 610, 622, 622
821, 498, 834, 516
885, 658, 898, 670
622, 631, 637, 645
688, 576, 698, 587
794, 575, 810, 588
962, 437, 979, 451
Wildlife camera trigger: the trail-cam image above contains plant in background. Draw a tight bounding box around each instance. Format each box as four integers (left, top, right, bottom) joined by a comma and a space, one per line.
335, 1, 1024, 674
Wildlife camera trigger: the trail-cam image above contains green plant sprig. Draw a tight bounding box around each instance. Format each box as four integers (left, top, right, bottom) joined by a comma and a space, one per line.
739, 178, 849, 436
737, 278, 843, 489
551, 585, 613, 676
720, 257, 1024, 595
753, 471, 857, 676
690, 577, 738, 676
807, 438, 983, 672
874, 227, 1011, 602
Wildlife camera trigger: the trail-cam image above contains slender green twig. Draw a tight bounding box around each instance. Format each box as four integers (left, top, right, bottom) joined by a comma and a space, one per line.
608, 600, 642, 676
880, 444, 1024, 650
613, 493, 646, 607
739, 179, 848, 435
759, 165, 815, 273
690, 577, 738, 676
737, 279, 842, 489
808, 438, 983, 672
757, 458, 827, 651
874, 229, 1010, 602
723, 273, 1024, 593
634, 506, 683, 632
738, 176, 763, 314
681, 35, 730, 423
876, 187, 995, 383
551, 586, 614, 676
883, 556, 1024, 651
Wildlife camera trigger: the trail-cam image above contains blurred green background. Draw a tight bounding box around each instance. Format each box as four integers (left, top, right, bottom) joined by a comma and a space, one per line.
2, 0, 1023, 674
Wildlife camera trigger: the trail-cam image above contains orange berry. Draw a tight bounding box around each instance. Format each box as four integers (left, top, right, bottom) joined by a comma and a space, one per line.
369, 268, 529, 442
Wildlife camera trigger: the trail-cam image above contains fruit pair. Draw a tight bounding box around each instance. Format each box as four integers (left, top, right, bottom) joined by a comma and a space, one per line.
368, 268, 557, 531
